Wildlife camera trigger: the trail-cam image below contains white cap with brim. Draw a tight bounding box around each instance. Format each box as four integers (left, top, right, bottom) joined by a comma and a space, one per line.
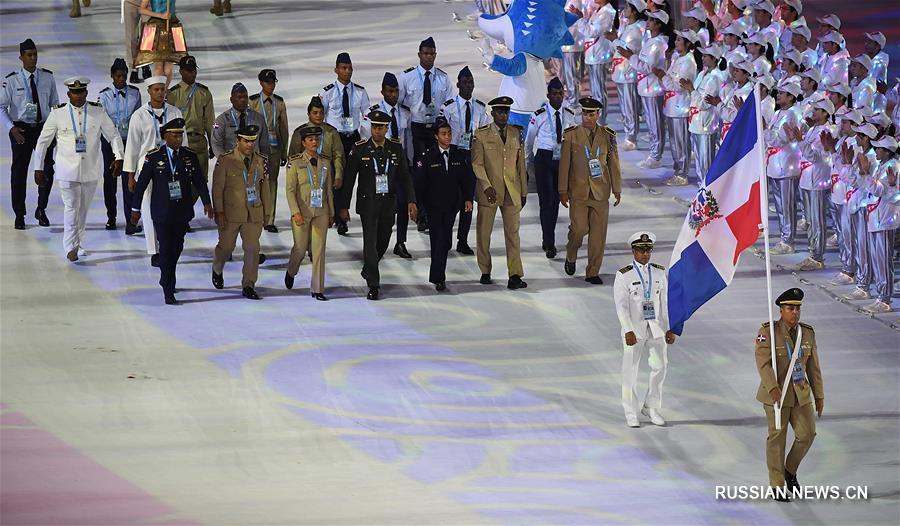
816, 14, 841, 30
791, 24, 811, 42
865, 32, 886, 48
784, 0, 803, 15
646, 10, 669, 25
753, 0, 775, 15
812, 98, 835, 115
628, 231, 657, 247
684, 7, 707, 22
872, 136, 899, 151
851, 123, 878, 139
63, 76, 90, 90
818, 32, 843, 46
625, 0, 647, 12
799, 69, 821, 84
676, 30, 701, 46
827, 83, 851, 97
756, 74, 776, 89
778, 81, 803, 98
700, 45, 723, 59
145, 75, 168, 88
851, 54, 873, 71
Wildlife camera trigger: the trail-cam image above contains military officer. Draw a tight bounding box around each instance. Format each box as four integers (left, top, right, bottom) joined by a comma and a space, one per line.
250, 69, 289, 233
284, 126, 333, 301
524, 77, 577, 259
319, 52, 370, 236
559, 97, 622, 284
288, 96, 344, 187
0, 39, 59, 230
98, 58, 142, 232
471, 96, 528, 290
211, 82, 270, 158
124, 76, 183, 267
131, 118, 214, 305
414, 118, 475, 291
754, 288, 824, 501
341, 109, 418, 300
613, 232, 676, 428
167, 55, 215, 203
33, 77, 124, 261
211, 125, 272, 300
438, 66, 489, 255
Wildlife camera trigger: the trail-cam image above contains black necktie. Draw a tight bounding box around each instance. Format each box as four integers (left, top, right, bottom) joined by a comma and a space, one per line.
464, 101, 471, 132
499, 126, 507, 144
423, 71, 432, 106
265, 97, 273, 127
30, 73, 41, 122
555, 110, 562, 144
117, 90, 125, 98
171, 149, 178, 173
390, 107, 399, 138
243, 156, 250, 171
442, 150, 449, 171
239, 111, 247, 130
342, 86, 350, 118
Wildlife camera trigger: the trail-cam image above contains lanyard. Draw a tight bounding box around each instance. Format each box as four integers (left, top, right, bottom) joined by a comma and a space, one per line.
179, 83, 198, 114
372, 147, 392, 174
584, 144, 600, 161
783, 326, 803, 362
417, 67, 436, 104
259, 92, 277, 130
68, 103, 88, 138
148, 104, 167, 144
456, 96, 474, 133
165, 147, 177, 177
306, 162, 326, 190
241, 165, 259, 188
229, 109, 240, 128
633, 261, 652, 301
20, 70, 36, 104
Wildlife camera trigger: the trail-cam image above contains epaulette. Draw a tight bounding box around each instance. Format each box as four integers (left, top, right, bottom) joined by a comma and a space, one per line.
403, 66, 415, 73
369, 104, 379, 111
249, 93, 260, 100
224, 149, 234, 156
257, 152, 269, 160
618, 264, 633, 274
168, 84, 181, 92
443, 99, 454, 106
323, 83, 335, 91
400, 104, 410, 112
563, 124, 577, 132
564, 107, 575, 115
40, 68, 52, 74
650, 263, 665, 270
477, 124, 490, 131
100, 87, 111, 93
760, 321, 770, 328
436, 67, 447, 76
509, 124, 522, 131
355, 138, 368, 145
182, 146, 195, 153
799, 322, 814, 331
273, 93, 284, 101
128, 84, 139, 90
475, 99, 486, 107
603, 125, 617, 136
87, 101, 101, 107
4, 72, 15, 79
352, 82, 365, 90
55, 103, 67, 109
288, 152, 304, 161
534, 107, 546, 116
145, 146, 161, 156
387, 137, 401, 143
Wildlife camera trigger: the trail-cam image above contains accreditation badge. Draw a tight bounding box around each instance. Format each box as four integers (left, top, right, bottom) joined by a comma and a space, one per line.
340, 117, 354, 133
117, 120, 129, 141
552, 143, 561, 160
375, 174, 389, 194
310, 188, 323, 208
23, 102, 38, 121
642, 300, 656, 320
458, 131, 471, 150
168, 180, 182, 200
74, 135, 87, 153
589, 158, 603, 178
246, 185, 259, 205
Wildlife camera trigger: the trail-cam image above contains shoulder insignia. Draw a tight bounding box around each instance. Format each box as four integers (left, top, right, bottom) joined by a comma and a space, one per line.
650, 263, 666, 270
145, 146, 161, 156
352, 82, 365, 90
182, 146, 195, 153
369, 104, 379, 111
443, 99, 454, 106
224, 149, 235, 156
761, 321, 771, 328
40, 68, 52, 74
603, 126, 617, 136
618, 265, 634, 274
289, 153, 304, 161
273, 93, 284, 101
323, 83, 335, 91
195, 82, 208, 90
249, 93, 260, 100
55, 103, 67, 109
87, 101, 100, 107
477, 124, 490, 131
128, 84, 139, 90
400, 104, 410, 112
436, 67, 447, 75
355, 139, 368, 145
564, 107, 575, 115
168, 84, 181, 92
100, 87, 111, 93
4, 72, 15, 79
534, 107, 546, 116
387, 137, 401, 143
563, 125, 577, 132
475, 99, 486, 107
799, 322, 814, 331
403, 66, 415, 73
257, 152, 269, 161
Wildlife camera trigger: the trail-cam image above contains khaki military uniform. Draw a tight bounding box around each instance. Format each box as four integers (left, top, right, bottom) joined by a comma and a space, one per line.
250, 93, 289, 224
288, 122, 345, 186
166, 81, 215, 188
755, 319, 824, 487
211, 150, 272, 287
558, 124, 622, 278
471, 123, 528, 277
285, 152, 334, 293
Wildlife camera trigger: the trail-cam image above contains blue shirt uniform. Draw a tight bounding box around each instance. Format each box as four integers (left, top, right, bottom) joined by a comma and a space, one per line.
318, 80, 370, 136
0, 67, 59, 129
98, 84, 142, 143
398, 65, 452, 125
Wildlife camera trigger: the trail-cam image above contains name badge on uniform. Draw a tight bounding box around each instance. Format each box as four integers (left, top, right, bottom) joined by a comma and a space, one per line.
375, 174, 389, 194
458, 131, 472, 150
74, 135, 87, 153
310, 188, 323, 208
246, 185, 259, 205
642, 300, 656, 320
425, 103, 436, 120
23, 102, 38, 122
340, 117, 354, 133
589, 158, 603, 178
552, 143, 561, 161
168, 180, 182, 200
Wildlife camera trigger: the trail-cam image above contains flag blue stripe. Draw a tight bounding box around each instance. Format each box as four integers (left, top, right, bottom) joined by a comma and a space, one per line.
705, 90, 757, 187
667, 241, 728, 336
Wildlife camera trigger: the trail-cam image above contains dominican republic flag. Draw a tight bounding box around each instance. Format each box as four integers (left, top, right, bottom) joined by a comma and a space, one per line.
667, 84, 765, 335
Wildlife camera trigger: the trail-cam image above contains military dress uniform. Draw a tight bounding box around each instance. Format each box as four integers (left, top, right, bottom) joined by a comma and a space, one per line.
249, 69, 289, 228
558, 98, 622, 282
167, 56, 215, 187
471, 97, 528, 288
754, 288, 824, 492
0, 39, 59, 228
132, 119, 212, 304
288, 119, 344, 188
398, 38, 453, 161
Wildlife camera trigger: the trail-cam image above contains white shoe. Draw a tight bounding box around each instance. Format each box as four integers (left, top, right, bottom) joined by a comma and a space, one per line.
795, 257, 824, 271
641, 407, 666, 426
797, 219, 809, 232
665, 175, 689, 186
842, 287, 870, 300
623, 140, 637, 151
828, 272, 854, 286
826, 233, 838, 248
770, 242, 794, 255
625, 414, 640, 428
642, 158, 661, 169
862, 300, 892, 313
78, 247, 88, 257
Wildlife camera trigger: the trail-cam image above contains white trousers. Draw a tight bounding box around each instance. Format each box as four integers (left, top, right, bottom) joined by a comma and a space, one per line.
621, 336, 668, 418
588, 63, 609, 125
59, 180, 99, 254
141, 181, 157, 255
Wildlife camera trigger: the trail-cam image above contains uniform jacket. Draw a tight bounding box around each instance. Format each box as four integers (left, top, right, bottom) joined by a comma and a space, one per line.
285, 151, 334, 220
33, 102, 123, 184
167, 81, 214, 140
524, 102, 577, 156
288, 122, 345, 183
359, 101, 413, 161
249, 92, 289, 153
558, 124, 622, 202
398, 65, 453, 124
631, 34, 668, 97
97, 84, 142, 142
471, 123, 527, 209
414, 145, 475, 213
342, 138, 415, 213
764, 105, 804, 179
662, 52, 698, 119
133, 145, 211, 224
212, 149, 272, 224
613, 261, 669, 340
688, 67, 726, 135
755, 319, 824, 407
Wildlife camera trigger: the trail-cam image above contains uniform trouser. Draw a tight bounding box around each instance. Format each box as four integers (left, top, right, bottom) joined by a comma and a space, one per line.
587, 63, 609, 125
187, 134, 209, 204
140, 182, 157, 254
334, 131, 360, 228
456, 148, 473, 244
803, 189, 827, 262
286, 214, 329, 293
265, 147, 283, 224
534, 149, 560, 248
101, 138, 125, 222
10, 124, 54, 219
566, 199, 609, 278
395, 170, 411, 244
411, 123, 435, 228
59, 180, 98, 254
833, 202, 855, 276
773, 177, 798, 245
123, 1, 141, 70
615, 83, 639, 143
667, 117, 690, 177
359, 195, 397, 288
850, 210, 872, 290
640, 96, 665, 161
213, 220, 263, 288
869, 228, 896, 304
621, 336, 667, 418
763, 402, 816, 487
691, 133, 717, 186
562, 51, 583, 108
155, 220, 187, 295
427, 207, 457, 284
476, 197, 523, 277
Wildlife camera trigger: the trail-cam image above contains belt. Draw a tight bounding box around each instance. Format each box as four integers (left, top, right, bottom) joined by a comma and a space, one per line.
412, 122, 434, 129
13, 121, 42, 129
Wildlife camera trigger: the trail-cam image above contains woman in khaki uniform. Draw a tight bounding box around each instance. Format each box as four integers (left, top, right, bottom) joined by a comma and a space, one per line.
284, 126, 333, 300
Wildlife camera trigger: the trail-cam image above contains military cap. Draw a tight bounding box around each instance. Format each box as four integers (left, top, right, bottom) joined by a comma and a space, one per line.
382, 72, 398, 88
64, 76, 90, 91
547, 77, 564, 91
367, 109, 391, 125
419, 36, 436, 50
236, 124, 260, 140
145, 75, 168, 88
178, 55, 198, 70
231, 82, 247, 95
458, 66, 473, 79
488, 96, 513, 109
161, 117, 185, 134
258, 68, 277, 82
579, 97, 603, 112
111, 58, 129, 74
336, 52, 352, 65
775, 288, 803, 306
19, 39, 36, 54
299, 126, 323, 139
307, 96, 324, 111
628, 231, 656, 248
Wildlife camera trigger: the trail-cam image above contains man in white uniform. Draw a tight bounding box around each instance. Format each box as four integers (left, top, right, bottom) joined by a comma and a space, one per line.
613, 231, 677, 428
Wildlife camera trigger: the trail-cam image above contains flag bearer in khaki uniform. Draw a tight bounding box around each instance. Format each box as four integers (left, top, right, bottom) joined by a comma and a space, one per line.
166, 56, 214, 206
284, 126, 333, 301
471, 96, 528, 290
249, 68, 289, 232
755, 288, 825, 502
211, 124, 272, 300
559, 97, 622, 284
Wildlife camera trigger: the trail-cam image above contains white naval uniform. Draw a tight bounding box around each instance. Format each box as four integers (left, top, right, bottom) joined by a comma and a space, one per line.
614, 260, 670, 419
34, 102, 124, 255
123, 102, 183, 255
318, 80, 370, 136
439, 95, 489, 150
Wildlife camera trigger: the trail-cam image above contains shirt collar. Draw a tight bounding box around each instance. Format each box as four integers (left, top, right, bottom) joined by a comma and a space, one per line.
382, 100, 396, 112
166, 145, 178, 157
417, 65, 433, 76
21, 67, 36, 78
439, 146, 450, 155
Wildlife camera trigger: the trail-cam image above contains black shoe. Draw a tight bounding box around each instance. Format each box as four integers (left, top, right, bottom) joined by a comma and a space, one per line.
435, 281, 446, 291
337, 224, 349, 236
125, 223, 138, 235
164, 294, 179, 305
258, 253, 267, 265
545, 246, 557, 259
129, 70, 141, 84
242, 286, 261, 300
284, 271, 294, 290
150, 253, 160, 267
507, 275, 527, 290
773, 489, 792, 503
265, 224, 278, 233
564, 260, 576, 276
784, 471, 800, 494
585, 276, 604, 285
479, 273, 492, 285
456, 242, 474, 255
393, 243, 412, 259
212, 270, 224, 289
35, 209, 49, 227
14, 217, 25, 230
185, 224, 193, 233
105, 219, 116, 230
311, 292, 328, 301
366, 287, 379, 300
